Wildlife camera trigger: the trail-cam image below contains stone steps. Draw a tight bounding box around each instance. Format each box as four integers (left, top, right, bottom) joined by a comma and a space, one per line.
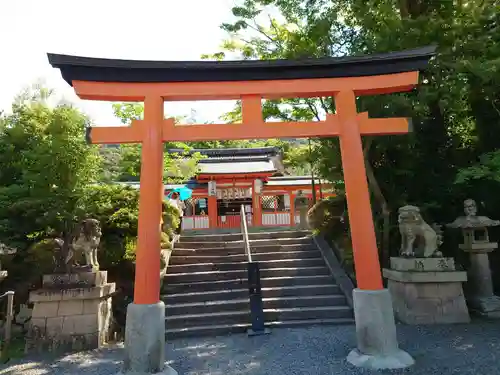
166, 258, 325, 273
174, 236, 314, 250
166, 306, 353, 329
165, 295, 347, 315
180, 230, 311, 243
169, 249, 322, 264
164, 284, 342, 304
171, 243, 317, 256
162, 275, 336, 294
165, 317, 354, 338
162, 230, 353, 338
164, 266, 330, 284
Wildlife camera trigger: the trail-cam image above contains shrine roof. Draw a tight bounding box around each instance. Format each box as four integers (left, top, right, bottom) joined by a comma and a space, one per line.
168, 147, 281, 175
47, 46, 436, 86
199, 160, 276, 175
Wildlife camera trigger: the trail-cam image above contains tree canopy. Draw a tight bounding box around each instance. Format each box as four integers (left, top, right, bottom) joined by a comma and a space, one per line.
0, 87, 100, 249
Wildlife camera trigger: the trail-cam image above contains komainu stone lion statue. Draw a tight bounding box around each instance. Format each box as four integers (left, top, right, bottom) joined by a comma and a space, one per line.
398, 205, 443, 258
67, 219, 102, 270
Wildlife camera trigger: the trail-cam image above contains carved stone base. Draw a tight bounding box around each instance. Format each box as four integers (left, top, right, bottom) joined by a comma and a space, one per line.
26, 271, 115, 354
383, 257, 470, 325
42, 271, 108, 289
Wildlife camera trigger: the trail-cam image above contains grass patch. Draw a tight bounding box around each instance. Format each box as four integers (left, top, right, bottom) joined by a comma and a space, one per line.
1, 335, 25, 363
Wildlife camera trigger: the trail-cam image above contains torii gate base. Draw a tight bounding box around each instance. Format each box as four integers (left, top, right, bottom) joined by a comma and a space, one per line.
48, 46, 435, 373
117, 304, 177, 375
347, 290, 414, 369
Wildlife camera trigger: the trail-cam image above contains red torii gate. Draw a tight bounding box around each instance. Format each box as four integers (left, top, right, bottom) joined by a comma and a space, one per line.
48, 46, 435, 373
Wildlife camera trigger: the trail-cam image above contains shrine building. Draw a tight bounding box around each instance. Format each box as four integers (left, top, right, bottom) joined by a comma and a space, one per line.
123, 146, 334, 231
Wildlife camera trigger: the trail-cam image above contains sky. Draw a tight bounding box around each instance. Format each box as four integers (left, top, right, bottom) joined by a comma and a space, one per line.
0, 0, 244, 126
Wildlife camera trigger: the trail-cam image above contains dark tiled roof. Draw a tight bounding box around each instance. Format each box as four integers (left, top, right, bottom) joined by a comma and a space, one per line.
168, 147, 281, 175
47, 46, 436, 86
168, 147, 279, 158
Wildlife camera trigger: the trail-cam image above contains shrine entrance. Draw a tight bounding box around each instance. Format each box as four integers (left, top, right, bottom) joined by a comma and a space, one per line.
48, 45, 435, 373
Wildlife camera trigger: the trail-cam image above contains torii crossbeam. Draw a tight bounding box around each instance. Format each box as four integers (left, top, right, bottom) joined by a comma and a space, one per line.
48, 45, 435, 374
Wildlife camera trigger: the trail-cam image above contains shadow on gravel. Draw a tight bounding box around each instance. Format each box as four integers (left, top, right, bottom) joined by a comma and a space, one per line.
2, 321, 500, 375
167, 321, 500, 375
0, 344, 122, 375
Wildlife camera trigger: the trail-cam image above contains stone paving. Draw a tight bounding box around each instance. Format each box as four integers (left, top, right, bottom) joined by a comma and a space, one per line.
1, 320, 500, 375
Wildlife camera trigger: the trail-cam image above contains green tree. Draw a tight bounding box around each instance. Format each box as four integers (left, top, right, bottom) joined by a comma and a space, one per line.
104, 103, 205, 183
98, 146, 122, 182
0, 85, 100, 250
0, 87, 182, 298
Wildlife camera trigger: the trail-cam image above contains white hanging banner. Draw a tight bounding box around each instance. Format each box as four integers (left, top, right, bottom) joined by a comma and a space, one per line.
254, 179, 263, 195
208, 181, 217, 196
284, 194, 291, 209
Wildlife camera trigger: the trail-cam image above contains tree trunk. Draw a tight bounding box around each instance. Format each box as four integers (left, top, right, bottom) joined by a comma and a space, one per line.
363, 137, 391, 268
398, 0, 409, 18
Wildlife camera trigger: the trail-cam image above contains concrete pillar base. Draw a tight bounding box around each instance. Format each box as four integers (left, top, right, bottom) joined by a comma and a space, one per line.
347, 288, 414, 370
116, 365, 178, 375
118, 302, 178, 375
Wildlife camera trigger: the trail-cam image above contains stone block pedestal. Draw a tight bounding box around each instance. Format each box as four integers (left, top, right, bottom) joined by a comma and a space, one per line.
460, 247, 500, 317
26, 271, 115, 354
383, 257, 470, 324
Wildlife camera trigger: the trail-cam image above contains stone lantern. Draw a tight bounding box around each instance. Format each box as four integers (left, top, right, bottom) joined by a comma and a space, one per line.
294, 190, 309, 229
447, 199, 500, 317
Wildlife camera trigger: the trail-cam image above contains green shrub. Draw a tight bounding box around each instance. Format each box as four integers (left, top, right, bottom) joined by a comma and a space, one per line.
307, 195, 355, 280
77, 184, 140, 270
1, 184, 180, 297
307, 195, 348, 238
78, 184, 180, 268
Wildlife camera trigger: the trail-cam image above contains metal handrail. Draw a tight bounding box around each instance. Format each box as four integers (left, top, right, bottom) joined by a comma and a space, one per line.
240, 205, 270, 336
240, 205, 252, 262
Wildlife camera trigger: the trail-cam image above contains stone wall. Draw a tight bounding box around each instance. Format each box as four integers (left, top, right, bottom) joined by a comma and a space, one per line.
26, 271, 115, 354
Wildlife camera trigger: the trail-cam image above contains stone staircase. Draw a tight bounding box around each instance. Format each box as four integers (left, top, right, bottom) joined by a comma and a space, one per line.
161, 230, 353, 338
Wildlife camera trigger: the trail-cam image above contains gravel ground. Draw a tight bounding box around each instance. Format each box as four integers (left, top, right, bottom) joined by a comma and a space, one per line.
1, 321, 500, 375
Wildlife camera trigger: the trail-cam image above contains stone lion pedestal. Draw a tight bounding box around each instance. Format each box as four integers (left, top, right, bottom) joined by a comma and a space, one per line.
26, 271, 115, 354
383, 205, 470, 325
383, 257, 470, 324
